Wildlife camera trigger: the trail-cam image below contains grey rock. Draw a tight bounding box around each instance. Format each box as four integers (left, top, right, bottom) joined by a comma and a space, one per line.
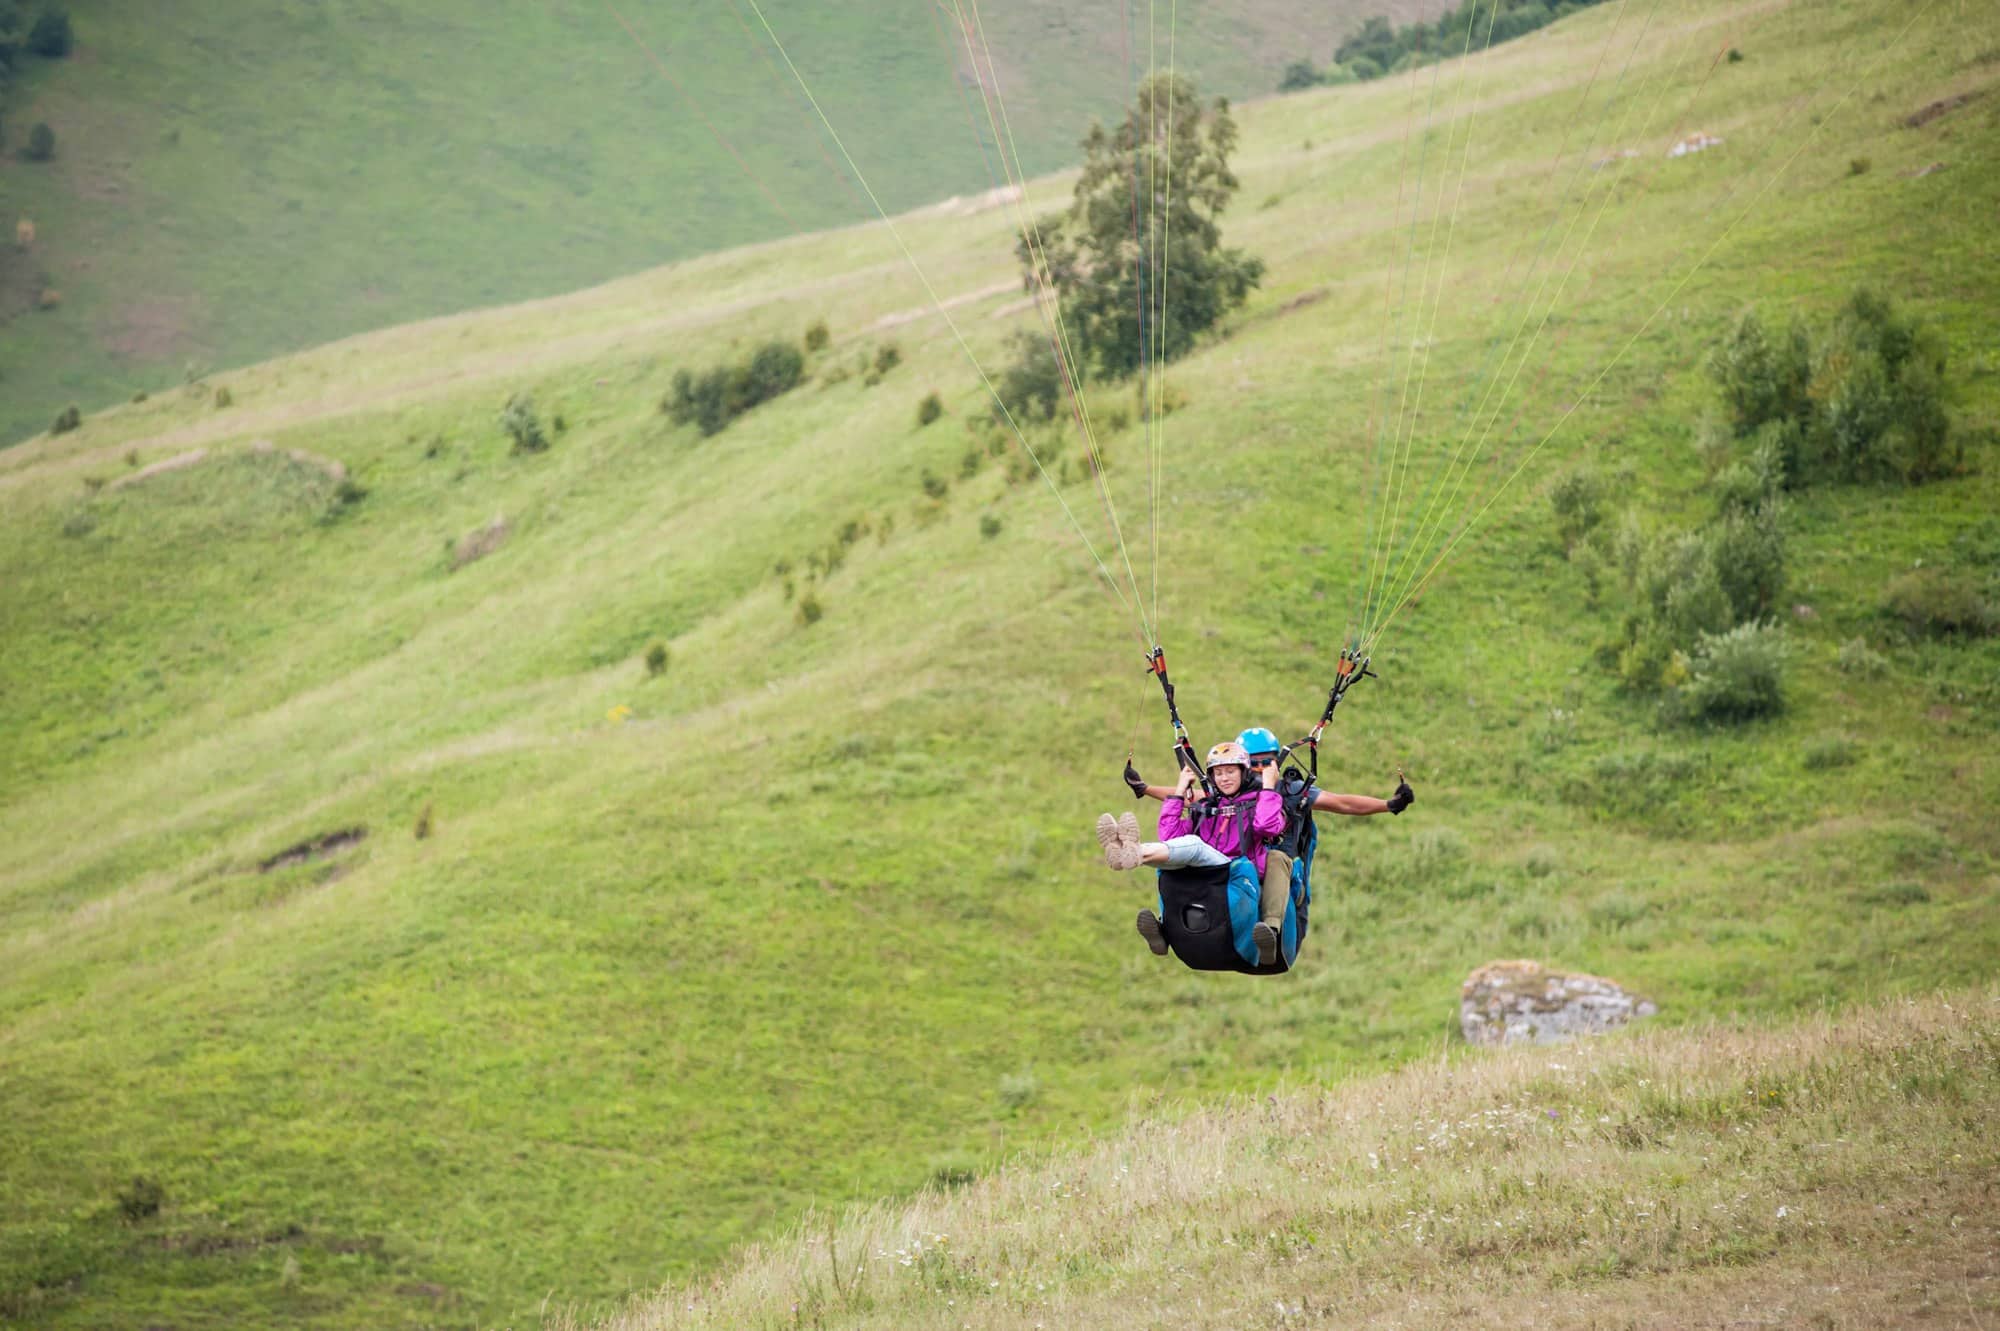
1460, 959, 1658, 1048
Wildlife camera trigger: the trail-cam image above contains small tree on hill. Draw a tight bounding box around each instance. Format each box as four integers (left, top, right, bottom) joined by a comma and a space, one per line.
27, 9, 71, 58
25, 121, 54, 161
1017, 73, 1263, 379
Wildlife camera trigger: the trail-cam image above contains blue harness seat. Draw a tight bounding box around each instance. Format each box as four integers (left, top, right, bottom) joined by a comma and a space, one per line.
1154, 797, 1318, 976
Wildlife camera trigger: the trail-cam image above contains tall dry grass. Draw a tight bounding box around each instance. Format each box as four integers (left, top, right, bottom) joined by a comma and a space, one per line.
566, 990, 2000, 1330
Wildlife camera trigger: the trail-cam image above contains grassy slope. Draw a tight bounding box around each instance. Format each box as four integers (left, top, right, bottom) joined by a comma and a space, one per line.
1, 0, 1997, 1325
0, 0, 1427, 446
564, 989, 2000, 1330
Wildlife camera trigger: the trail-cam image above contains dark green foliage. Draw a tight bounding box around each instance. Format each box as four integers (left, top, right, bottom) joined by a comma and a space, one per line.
1710, 292, 1956, 485
665, 341, 806, 437
213, 385, 233, 409
643, 640, 670, 676
1279, 60, 1323, 92
795, 591, 822, 626
1017, 74, 1262, 378
115, 1176, 164, 1223
500, 393, 549, 454
994, 329, 1066, 423
803, 319, 830, 353
1882, 569, 1995, 639
979, 513, 1002, 539
49, 403, 79, 434
1727, 46, 1744, 62
24, 119, 53, 160
917, 391, 943, 427
873, 343, 902, 377
414, 803, 435, 840
1332, 0, 1607, 82
921, 469, 948, 501
25, 8, 67, 58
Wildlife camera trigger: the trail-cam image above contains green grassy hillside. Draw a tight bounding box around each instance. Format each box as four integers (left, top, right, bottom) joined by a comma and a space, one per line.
0, 0, 1423, 447
2, 0, 1996, 1325
563, 989, 2000, 1330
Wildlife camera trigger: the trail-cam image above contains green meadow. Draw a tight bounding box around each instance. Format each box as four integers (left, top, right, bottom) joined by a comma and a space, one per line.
1, 0, 1996, 1325
0, 0, 1402, 446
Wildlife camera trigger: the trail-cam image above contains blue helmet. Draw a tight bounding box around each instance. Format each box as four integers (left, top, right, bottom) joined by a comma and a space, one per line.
1237, 726, 1281, 758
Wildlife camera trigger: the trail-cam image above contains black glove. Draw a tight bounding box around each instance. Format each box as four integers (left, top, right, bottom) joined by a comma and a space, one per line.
1386, 779, 1415, 815
1123, 760, 1148, 797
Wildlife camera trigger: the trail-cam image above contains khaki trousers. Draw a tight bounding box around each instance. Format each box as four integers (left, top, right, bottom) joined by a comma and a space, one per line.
1260, 850, 1294, 929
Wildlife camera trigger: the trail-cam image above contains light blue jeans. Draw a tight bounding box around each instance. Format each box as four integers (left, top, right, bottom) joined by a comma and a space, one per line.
1158, 835, 1231, 869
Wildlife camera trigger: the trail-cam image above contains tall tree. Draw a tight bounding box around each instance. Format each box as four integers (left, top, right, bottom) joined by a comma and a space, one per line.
1017, 73, 1263, 380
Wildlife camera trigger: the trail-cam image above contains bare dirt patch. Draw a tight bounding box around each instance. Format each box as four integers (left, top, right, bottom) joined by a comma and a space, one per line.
453, 515, 511, 569
1905, 90, 1983, 128
258, 827, 367, 873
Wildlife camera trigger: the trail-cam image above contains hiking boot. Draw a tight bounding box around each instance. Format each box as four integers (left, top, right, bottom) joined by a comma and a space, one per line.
1252, 921, 1280, 966
1117, 811, 1141, 847
1096, 813, 1140, 870
1136, 909, 1169, 956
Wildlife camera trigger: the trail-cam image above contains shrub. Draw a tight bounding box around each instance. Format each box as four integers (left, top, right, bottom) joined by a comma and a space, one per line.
1835, 636, 1888, 678
666, 341, 806, 436
959, 446, 982, 479
921, 469, 948, 500
1522, 845, 1561, 879
1801, 733, 1859, 770
979, 513, 1002, 539
745, 339, 806, 402
1848, 157, 1871, 177
24, 121, 54, 161
1673, 620, 1789, 723
994, 329, 1065, 423
873, 342, 902, 376
213, 385, 233, 409
1279, 60, 1323, 92
917, 391, 943, 427
1726, 46, 1744, 62
50, 403, 80, 434
116, 1176, 164, 1223
1548, 465, 1605, 551
1103, 407, 1130, 434
501, 393, 549, 454
27, 9, 72, 59
414, 803, 435, 840
1710, 292, 1956, 486
1882, 568, 1995, 638
643, 640, 670, 676
795, 592, 823, 626
36, 286, 59, 309
1708, 502, 1786, 622
803, 319, 830, 353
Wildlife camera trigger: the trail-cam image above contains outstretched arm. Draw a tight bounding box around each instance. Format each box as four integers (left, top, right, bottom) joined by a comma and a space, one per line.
1313, 777, 1415, 817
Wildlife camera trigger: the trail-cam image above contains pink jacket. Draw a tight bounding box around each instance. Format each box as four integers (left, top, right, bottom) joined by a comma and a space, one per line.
1157, 788, 1285, 876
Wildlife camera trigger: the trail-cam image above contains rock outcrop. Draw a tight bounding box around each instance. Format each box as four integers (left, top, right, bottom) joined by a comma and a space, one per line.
1460, 959, 1658, 1048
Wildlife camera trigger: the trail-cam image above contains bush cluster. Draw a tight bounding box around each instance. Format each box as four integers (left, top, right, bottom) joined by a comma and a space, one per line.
1283, 0, 1610, 89
1882, 569, 1996, 639
1710, 290, 1956, 486
1574, 446, 1791, 722
665, 340, 805, 436
500, 393, 549, 454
